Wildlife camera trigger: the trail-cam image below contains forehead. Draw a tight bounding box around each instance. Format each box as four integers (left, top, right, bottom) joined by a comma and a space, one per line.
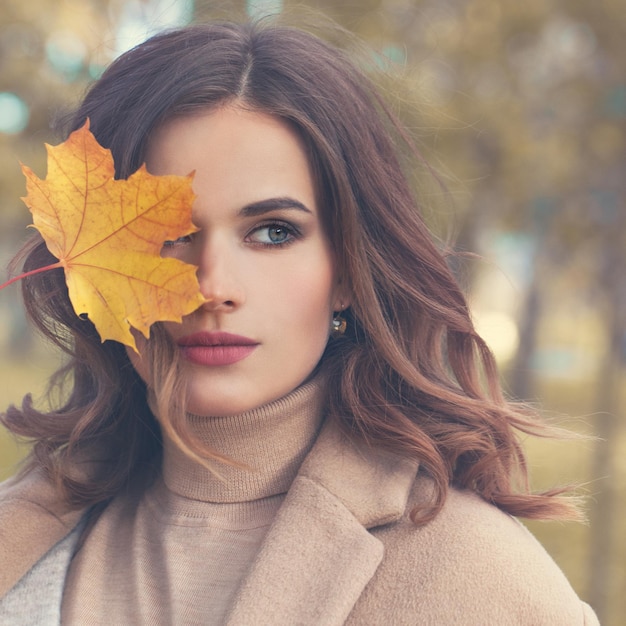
145, 107, 318, 215
147, 106, 307, 170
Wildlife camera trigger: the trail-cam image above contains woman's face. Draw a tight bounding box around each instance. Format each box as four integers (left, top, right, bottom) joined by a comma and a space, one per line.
127, 106, 345, 416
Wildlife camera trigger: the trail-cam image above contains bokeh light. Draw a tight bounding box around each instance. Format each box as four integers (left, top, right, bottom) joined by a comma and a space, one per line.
45, 30, 87, 80
474, 310, 520, 363
246, 0, 283, 18
114, 0, 195, 57
0, 92, 29, 134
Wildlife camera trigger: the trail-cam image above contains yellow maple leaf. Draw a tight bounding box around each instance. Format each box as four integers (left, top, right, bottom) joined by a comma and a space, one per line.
18, 120, 206, 351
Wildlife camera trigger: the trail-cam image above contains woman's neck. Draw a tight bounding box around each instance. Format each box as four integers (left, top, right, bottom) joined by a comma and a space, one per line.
160, 376, 326, 503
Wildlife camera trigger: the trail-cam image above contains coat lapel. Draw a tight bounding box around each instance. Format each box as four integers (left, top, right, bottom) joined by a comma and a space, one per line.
226, 420, 419, 625
225, 474, 383, 625
0, 469, 85, 598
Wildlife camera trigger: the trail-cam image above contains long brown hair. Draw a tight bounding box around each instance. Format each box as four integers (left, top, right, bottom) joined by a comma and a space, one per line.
2, 20, 578, 522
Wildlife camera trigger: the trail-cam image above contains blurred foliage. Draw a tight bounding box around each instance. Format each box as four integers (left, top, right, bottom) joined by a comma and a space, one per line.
0, 0, 624, 623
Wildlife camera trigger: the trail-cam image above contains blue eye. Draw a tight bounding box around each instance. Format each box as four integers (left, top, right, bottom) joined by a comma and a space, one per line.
163, 235, 193, 248
248, 222, 299, 247
267, 226, 289, 243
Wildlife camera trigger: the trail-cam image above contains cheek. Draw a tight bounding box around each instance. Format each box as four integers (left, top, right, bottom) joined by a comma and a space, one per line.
285, 264, 336, 336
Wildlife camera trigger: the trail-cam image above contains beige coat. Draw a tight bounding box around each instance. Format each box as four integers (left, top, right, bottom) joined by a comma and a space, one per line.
0, 421, 599, 624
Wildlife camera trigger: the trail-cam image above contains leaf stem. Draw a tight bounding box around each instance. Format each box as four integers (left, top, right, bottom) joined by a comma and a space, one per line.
0, 261, 63, 291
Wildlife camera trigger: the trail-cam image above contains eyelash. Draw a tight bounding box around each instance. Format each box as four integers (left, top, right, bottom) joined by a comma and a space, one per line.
162, 221, 302, 249
162, 235, 193, 248
246, 221, 301, 248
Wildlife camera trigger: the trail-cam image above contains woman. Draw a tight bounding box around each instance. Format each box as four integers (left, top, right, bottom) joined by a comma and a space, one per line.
0, 20, 598, 624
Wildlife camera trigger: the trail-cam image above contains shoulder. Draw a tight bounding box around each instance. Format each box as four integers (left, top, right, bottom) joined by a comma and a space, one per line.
0, 470, 84, 600
357, 474, 599, 625
0, 467, 81, 534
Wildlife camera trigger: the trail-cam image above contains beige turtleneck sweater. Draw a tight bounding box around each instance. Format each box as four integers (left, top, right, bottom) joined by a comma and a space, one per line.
61, 378, 325, 625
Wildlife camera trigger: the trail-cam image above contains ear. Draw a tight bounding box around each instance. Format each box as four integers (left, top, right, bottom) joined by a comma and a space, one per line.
332, 278, 352, 312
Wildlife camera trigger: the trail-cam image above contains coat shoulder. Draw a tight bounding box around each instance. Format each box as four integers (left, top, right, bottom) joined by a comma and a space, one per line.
0, 470, 84, 599
353, 474, 599, 625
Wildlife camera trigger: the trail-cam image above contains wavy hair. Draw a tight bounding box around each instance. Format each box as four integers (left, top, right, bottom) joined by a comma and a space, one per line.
2, 20, 578, 522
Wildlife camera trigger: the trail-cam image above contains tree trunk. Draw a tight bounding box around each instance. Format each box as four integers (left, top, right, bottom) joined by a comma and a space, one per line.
587, 224, 625, 623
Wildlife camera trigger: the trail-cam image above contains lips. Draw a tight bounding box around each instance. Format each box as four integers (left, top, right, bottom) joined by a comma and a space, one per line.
176, 332, 258, 366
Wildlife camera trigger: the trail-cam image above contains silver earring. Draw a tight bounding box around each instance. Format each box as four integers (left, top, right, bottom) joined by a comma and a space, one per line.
332, 312, 347, 335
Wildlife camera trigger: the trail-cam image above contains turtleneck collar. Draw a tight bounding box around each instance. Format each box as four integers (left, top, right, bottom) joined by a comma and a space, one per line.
160, 375, 326, 504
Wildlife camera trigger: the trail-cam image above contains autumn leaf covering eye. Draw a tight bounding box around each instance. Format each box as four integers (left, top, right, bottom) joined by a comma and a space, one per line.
0, 120, 206, 352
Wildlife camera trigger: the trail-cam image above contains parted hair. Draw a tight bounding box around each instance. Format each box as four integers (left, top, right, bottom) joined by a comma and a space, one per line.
2, 20, 577, 522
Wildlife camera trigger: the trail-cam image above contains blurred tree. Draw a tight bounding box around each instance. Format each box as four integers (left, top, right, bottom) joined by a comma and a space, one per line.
0, 0, 114, 355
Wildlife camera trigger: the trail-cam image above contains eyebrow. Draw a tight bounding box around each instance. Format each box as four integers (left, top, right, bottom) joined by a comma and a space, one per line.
238, 197, 313, 217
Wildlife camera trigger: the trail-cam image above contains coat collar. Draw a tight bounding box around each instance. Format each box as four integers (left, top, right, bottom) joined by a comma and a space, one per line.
225, 418, 419, 625
297, 417, 419, 528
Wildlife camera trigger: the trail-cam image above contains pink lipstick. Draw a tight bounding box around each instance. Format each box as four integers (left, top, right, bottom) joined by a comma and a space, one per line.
177, 332, 258, 366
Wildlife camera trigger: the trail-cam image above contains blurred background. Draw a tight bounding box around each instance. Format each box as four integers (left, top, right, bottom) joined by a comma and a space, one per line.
0, 0, 624, 622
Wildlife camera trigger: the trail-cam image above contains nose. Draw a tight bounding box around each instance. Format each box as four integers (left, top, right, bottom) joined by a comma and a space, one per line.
196, 236, 245, 312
